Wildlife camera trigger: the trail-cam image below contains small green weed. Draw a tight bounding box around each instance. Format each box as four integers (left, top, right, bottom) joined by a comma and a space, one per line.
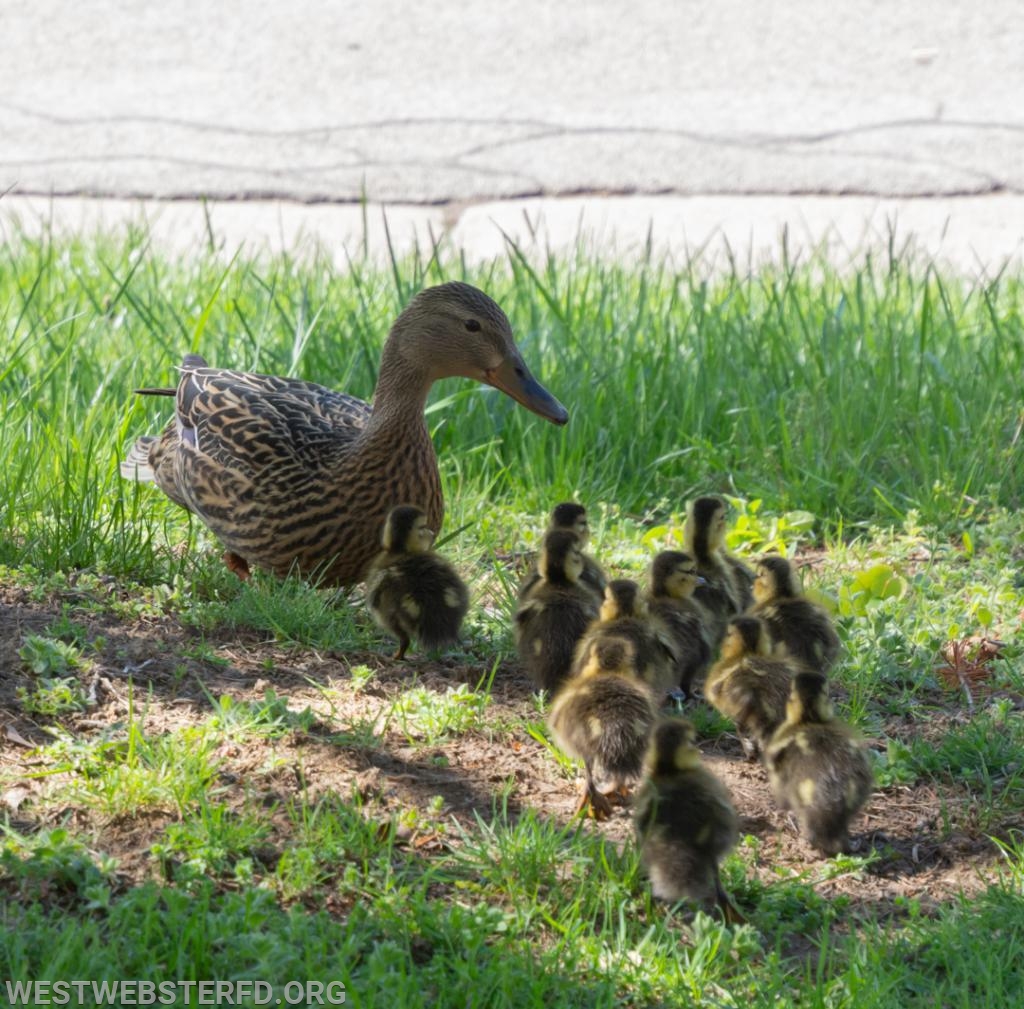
207, 689, 317, 739
389, 683, 489, 744
17, 634, 91, 715
151, 802, 271, 886
0, 826, 116, 909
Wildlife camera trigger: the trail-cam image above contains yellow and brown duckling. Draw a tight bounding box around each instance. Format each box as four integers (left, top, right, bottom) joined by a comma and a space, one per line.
548, 635, 658, 820
365, 505, 469, 660
646, 550, 714, 701
514, 529, 601, 693
122, 282, 568, 586
633, 716, 742, 922
573, 579, 679, 696
518, 501, 607, 603
682, 496, 755, 644
751, 555, 841, 672
765, 672, 874, 856
704, 615, 801, 760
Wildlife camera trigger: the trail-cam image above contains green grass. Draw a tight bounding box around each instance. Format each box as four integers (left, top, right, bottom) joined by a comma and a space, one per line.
1, 226, 1021, 588
3, 810, 1024, 1008
3, 224, 1024, 1006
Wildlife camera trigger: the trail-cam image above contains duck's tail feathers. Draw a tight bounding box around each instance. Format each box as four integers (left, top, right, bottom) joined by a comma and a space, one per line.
133, 386, 177, 397
120, 436, 157, 483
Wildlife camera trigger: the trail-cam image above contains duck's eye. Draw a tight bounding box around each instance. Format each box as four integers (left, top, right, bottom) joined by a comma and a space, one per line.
465, 319, 481, 332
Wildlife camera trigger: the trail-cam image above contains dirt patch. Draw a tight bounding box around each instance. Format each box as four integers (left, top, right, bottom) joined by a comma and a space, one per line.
0, 585, 1012, 918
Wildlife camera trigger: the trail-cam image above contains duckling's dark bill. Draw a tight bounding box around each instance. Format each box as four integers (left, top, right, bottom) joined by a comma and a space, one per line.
485, 358, 569, 425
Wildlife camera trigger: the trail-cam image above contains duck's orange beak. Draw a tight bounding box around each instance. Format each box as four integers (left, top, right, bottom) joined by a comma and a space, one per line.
484, 355, 569, 425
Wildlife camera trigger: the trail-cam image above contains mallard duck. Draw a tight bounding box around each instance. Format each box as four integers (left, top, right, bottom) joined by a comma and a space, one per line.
573, 579, 679, 696
682, 496, 755, 643
704, 615, 800, 760
548, 635, 658, 819
121, 282, 568, 586
517, 501, 606, 603
751, 555, 841, 671
365, 505, 469, 659
646, 550, 714, 700
765, 672, 873, 855
514, 528, 601, 693
633, 716, 742, 921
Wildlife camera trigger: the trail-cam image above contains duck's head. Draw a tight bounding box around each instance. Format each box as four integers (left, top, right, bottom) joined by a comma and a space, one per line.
683, 496, 728, 558
549, 502, 590, 545
721, 615, 772, 661
578, 634, 636, 679
538, 528, 585, 584
650, 550, 706, 599
386, 282, 568, 425
785, 671, 833, 725
643, 716, 701, 777
600, 578, 645, 622
381, 504, 435, 554
754, 555, 800, 604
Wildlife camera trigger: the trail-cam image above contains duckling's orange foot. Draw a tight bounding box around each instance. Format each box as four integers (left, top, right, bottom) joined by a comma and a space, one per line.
392, 638, 411, 661
720, 898, 747, 925
601, 783, 632, 805
223, 552, 251, 581
715, 875, 746, 925
574, 784, 613, 821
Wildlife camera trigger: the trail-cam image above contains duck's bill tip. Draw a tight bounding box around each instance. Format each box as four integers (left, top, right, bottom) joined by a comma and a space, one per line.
486, 360, 569, 426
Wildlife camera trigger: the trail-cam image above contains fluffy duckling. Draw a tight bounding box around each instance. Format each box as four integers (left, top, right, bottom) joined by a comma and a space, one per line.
751, 555, 841, 671
682, 496, 755, 644
518, 501, 607, 603
633, 717, 742, 921
573, 579, 679, 696
647, 550, 714, 700
365, 505, 469, 659
765, 672, 873, 855
548, 635, 658, 820
514, 529, 601, 693
704, 616, 800, 760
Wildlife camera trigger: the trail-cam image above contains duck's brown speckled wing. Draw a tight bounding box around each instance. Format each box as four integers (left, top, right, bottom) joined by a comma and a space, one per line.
176, 359, 371, 473
129, 356, 394, 579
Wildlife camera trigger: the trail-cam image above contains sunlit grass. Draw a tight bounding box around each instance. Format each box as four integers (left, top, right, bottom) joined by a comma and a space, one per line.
1, 225, 1022, 591
3, 224, 1024, 1006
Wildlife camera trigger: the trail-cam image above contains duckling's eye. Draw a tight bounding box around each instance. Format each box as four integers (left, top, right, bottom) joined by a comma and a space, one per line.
464, 319, 481, 332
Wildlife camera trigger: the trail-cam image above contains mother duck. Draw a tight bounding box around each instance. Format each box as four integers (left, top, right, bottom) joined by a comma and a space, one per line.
121, 282, 568, 586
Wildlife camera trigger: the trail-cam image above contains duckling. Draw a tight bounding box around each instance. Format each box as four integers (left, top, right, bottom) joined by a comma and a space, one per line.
646, 550, 714, 700
517, 501, 607, 603
751, 555, 841, 671
365, 505, 469, 659
704, 616, 800, 760
548, 635, 658, 820
573, 579, 679, 696
633, 716, 742, 921
765, 672, 873, 855
682, 496, 755, 643
514, 529, 601, 693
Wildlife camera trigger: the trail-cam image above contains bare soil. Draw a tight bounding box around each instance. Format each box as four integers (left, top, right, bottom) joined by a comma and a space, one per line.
1, 578, 1014, 922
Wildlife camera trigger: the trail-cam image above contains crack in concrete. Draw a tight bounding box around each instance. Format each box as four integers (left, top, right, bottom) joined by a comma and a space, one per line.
3, 100, 1023, 145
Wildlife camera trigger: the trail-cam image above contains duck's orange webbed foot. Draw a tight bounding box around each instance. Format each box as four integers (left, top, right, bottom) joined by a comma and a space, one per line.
224, 552, 251, 581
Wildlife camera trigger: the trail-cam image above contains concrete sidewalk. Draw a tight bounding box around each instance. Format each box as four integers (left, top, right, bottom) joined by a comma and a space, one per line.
3, 193, 1023, 275
2, 1, 1022, 266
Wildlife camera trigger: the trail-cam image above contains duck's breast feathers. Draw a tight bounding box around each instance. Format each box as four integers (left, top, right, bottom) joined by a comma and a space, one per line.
175, 364, 371, 475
